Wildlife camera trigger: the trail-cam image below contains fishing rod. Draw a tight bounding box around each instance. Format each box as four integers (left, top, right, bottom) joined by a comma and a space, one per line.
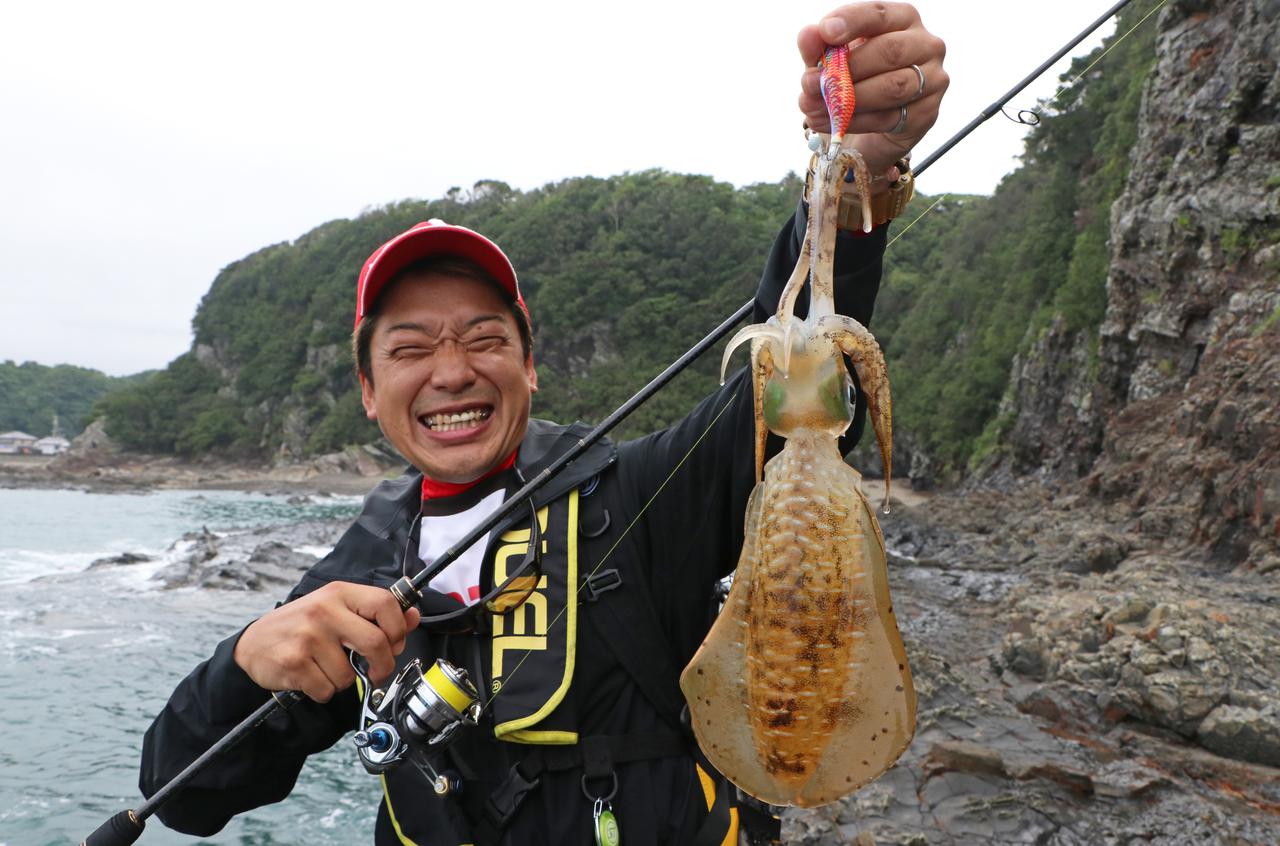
82, 3, 1145, 842
81, 303, 755, 846
913, 0, 1137, 175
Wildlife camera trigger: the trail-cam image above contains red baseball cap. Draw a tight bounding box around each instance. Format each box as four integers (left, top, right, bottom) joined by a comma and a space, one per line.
354, 219, 526, 328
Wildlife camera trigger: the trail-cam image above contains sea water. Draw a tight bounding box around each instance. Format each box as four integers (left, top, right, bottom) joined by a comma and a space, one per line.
0, 488, 382, 845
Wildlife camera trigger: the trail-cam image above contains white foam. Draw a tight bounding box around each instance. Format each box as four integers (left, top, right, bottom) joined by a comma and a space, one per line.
0, 549, 104, 585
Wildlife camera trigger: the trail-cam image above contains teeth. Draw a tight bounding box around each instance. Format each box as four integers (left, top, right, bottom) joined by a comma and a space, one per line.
423, 409, 490, 431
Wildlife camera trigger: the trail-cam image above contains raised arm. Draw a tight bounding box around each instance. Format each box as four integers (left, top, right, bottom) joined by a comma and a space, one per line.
627, 1, 949, 594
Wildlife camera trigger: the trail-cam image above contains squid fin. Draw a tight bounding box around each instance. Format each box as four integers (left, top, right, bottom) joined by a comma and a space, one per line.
681, 486, 781, 800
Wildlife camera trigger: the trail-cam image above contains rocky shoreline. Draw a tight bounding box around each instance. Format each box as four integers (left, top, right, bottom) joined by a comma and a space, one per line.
0, 441, 401, 496
785, 482, 1279, 845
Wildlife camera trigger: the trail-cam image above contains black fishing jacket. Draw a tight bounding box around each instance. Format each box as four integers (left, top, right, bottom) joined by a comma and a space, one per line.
139, 205, 888, 845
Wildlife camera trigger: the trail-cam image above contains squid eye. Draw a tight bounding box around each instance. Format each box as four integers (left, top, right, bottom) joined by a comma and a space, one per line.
845, 375, 857, 414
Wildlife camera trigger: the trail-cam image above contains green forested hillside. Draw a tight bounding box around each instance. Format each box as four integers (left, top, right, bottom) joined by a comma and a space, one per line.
93, 4, 1156, 476
92, 172, 981, 462
95, 172, 819, 458
0, 360, 129, 438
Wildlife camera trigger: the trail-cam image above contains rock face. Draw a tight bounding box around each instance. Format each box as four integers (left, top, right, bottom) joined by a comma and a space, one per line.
990, 0, 1280, 567
782, 495, 1280, 845
1198, 702, 1280, 768
998, 316, 1104, 482
1090, 0, 1280, 568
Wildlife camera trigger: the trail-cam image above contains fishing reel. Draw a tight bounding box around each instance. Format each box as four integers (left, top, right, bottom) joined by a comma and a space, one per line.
351, 654, 481, 795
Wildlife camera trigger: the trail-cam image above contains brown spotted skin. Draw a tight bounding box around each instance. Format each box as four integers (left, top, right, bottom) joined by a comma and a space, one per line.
681, 432, 915, 807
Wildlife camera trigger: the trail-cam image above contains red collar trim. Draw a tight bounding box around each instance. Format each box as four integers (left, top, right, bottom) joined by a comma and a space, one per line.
420, 451, 517, 501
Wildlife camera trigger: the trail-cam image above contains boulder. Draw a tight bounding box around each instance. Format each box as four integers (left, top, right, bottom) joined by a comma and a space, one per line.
87, 551, 153, 569
1197, 703, 1280, 768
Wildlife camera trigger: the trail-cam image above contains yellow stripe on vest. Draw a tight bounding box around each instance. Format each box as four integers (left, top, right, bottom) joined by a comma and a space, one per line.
379, 774, 422, 846
493, 491, 579, 741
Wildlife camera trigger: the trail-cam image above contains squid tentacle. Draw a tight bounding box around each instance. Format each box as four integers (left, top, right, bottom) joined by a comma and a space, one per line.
816, 313, 893, 511
839, 139, 874, 236
750, 342, 776, 482
720, 322, 784, 385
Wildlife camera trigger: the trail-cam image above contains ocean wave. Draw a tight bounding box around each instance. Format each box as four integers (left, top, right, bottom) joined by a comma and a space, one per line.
0, 548, 128, 585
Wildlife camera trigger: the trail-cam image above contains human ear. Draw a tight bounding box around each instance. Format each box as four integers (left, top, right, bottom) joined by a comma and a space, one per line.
359, 371, 379, 421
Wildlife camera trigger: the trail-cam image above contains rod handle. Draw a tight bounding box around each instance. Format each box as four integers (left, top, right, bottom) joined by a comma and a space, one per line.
80, 809, 145, 846
389, 576, 421, 611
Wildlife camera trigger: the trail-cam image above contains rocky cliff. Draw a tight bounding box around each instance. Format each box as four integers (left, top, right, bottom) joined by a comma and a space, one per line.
989, 0, 1279, 567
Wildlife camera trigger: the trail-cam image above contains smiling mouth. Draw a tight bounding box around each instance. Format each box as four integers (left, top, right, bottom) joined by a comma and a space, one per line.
421, 407, 492, 432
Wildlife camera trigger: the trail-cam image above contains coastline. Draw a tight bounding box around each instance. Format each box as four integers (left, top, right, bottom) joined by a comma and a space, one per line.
1, 453, 932, 506
0, 450, 399, 496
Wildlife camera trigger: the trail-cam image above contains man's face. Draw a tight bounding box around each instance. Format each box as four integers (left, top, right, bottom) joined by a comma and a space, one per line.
359, 272, 537, 484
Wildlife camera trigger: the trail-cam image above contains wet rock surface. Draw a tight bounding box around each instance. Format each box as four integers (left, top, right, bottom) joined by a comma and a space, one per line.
781, 491, 1280, 845
87, 551, 154, 568
149, 519, 347, 591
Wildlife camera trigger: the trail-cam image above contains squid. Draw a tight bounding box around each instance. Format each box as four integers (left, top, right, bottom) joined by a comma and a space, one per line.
680, 44, 916, 808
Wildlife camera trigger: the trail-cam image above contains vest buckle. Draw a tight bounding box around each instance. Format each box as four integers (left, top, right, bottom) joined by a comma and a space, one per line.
483, 761, 541, 830
582, 568, 623, 602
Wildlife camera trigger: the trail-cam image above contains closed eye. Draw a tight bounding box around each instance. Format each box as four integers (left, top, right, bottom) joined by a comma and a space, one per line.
465, 336, 506, 353
388, 344, 432, 359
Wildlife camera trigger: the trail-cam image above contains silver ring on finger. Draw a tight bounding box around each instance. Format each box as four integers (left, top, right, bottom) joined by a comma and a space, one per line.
889, 105, 909, 135
910, 63, 926, 101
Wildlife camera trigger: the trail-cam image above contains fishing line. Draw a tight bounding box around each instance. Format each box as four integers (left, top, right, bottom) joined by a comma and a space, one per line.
1006, 0, 1171, 128
885, 194, 948, 249
1052, 0, 1169, 102
891, 0, 1167, 251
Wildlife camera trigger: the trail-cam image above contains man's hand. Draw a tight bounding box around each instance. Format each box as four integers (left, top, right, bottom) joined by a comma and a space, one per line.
233, 582, 421, 702
798, 3, 949, 178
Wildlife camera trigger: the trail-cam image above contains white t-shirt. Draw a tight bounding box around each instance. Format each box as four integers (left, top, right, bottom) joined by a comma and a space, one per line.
419, 489, 505, 606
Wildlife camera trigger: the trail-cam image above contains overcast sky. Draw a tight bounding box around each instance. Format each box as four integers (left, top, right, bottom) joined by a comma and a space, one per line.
0, 1, 1129, 376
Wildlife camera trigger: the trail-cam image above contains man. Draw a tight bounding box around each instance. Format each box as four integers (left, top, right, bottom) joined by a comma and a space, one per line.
140, 5, 948, 843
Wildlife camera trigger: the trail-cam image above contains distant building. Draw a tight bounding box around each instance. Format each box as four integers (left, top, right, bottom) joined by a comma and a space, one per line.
0, 431, 38, 454
34, 436, 71, 455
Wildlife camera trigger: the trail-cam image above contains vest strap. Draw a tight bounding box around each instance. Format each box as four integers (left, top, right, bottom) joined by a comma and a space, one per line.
584, 576, 687, 727
689, 774, 732, 846
479, 763, 540, 839
474, 731, 688, 846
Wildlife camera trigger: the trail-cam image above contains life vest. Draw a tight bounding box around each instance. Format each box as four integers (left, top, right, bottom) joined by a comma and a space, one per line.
369, 476, 755, 846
